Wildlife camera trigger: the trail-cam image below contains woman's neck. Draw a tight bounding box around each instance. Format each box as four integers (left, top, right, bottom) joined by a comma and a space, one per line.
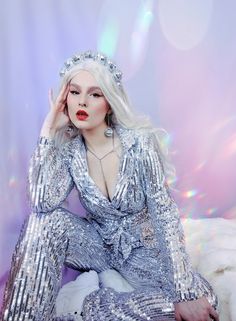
81, 123, 115, 153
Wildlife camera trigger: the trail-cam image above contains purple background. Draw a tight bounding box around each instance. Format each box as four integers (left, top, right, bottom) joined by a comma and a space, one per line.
1, 0, 236, 306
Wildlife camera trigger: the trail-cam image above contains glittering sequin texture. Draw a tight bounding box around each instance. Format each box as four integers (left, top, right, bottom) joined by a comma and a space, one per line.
1, 124, 218, 320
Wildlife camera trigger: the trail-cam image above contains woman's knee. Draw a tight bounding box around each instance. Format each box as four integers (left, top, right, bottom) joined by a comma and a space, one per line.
15, 208, 74, 254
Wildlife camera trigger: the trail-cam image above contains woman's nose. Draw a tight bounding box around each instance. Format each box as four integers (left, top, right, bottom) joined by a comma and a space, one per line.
78, 102, 87, 107
78, 95, 87, 107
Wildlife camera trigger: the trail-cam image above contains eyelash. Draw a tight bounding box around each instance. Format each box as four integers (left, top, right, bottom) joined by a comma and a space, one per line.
69, 90, 102, 97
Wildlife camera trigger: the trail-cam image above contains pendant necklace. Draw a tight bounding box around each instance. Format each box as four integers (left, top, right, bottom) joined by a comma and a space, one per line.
85, 133, 120, 201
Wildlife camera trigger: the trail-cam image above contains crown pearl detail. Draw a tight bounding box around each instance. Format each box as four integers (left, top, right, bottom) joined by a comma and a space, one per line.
59, 50, 123, 88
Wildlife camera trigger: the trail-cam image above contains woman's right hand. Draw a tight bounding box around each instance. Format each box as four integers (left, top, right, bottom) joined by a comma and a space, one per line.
40, 83, 71, 138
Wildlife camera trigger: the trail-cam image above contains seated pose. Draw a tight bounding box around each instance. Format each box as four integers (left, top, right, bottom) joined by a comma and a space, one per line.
1, 50, 219, 321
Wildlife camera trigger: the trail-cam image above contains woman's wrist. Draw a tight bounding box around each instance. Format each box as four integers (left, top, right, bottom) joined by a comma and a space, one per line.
40, 125, 57, 138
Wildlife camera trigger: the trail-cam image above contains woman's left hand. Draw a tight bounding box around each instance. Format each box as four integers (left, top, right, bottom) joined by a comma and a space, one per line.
174, 296, 219, 321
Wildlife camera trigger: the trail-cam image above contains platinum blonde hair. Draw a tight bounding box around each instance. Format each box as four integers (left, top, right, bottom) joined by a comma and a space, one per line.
54, 60, 177, 189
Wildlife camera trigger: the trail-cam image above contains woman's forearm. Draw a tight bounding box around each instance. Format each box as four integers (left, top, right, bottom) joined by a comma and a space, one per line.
27, 137, 74, 213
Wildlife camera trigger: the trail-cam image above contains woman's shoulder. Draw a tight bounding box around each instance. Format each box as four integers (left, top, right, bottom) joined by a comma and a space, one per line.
133, 128, 156, 149
115, 124, 156, 151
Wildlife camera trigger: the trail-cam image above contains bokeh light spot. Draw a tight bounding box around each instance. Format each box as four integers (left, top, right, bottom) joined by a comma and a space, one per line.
158, 0, 214, 50
8, 176, 18, 188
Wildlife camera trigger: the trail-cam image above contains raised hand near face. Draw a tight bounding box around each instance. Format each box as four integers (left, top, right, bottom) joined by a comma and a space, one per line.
40, 83, 71, 138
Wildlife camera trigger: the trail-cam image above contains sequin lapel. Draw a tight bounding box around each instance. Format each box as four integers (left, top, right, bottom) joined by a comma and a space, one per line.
70, 124, 136, 205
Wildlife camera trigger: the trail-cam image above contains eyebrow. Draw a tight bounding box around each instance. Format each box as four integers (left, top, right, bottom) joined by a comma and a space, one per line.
70, 83, 102, 91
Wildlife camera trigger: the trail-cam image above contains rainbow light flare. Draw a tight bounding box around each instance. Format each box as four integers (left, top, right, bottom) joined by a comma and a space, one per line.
98, 17, 119, 57
131, 0, 154, 64
183, 189, 198, 198
206, 207, 218, 216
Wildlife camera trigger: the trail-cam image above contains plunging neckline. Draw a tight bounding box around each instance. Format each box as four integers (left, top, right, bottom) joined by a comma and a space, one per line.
82, 128, 125, 204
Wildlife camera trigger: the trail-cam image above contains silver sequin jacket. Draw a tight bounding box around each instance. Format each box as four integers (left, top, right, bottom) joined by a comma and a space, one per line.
27, 124, 213, 303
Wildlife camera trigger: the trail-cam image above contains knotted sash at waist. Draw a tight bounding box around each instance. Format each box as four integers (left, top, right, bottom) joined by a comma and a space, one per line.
87, 206, 158, 264
111, 224, 141, 261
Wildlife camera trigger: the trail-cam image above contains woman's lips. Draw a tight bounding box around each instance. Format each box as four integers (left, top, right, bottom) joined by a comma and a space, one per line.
76, 109, 88, 121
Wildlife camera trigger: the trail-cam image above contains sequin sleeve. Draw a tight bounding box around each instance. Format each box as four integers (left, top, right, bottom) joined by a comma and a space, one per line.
27, 136, 74, 213
141, 132, 209, 303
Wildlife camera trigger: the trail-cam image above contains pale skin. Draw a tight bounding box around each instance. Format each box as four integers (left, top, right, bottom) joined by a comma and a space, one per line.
40, 70, 219, 321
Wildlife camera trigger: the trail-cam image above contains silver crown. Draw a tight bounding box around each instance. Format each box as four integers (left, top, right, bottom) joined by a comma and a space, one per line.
59, 50, 123, 87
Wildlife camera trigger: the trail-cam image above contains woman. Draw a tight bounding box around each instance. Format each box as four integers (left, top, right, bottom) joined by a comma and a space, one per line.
1, 50, 219, 321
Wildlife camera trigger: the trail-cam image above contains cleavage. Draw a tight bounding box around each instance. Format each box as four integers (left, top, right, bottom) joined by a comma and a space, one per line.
86, 143, 122, 201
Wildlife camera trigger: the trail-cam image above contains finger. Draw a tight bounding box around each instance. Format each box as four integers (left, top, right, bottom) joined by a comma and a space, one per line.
56, 84, 69, 109
48, 88, 54, 109
209, 306, 219, 321
174, 314, 182, 321
61, 85, 70, 106
64, 105, 69, 116
174, 309, 182, 321
59, 83, 69, 100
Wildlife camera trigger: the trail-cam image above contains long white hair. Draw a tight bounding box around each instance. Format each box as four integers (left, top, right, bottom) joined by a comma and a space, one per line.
54, 59, 177, 189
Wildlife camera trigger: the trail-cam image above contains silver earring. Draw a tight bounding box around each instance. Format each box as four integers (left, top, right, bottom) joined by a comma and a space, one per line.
104, 113, 113, 137
66, 124, 75, 137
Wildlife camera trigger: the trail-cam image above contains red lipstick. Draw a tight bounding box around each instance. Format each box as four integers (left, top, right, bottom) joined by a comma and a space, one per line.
76, 109, 88, 121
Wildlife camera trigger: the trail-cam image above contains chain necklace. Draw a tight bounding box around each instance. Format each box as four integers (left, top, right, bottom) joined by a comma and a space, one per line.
84, 134, 120, 201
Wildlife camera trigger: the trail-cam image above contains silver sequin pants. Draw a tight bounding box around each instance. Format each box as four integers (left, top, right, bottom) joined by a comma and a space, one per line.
1, 208, 215, 321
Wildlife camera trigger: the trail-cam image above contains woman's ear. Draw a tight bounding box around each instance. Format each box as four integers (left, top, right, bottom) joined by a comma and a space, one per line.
107, 106, 112, 115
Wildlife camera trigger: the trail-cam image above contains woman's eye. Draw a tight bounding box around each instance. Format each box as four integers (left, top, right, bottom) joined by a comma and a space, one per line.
70, 90, 79, 95
92, 93, 102, 97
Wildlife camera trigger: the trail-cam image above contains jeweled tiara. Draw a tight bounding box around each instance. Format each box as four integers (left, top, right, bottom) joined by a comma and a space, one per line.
59, 50, 123, 87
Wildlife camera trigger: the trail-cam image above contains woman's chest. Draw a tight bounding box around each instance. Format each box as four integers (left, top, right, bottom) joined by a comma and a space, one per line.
86, 144, 122, 203
70, 149, 146, 216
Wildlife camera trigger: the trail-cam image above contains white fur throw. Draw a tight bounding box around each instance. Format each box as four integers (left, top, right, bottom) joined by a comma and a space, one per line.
56, 218, 236, 321
182, 218, 236, 321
